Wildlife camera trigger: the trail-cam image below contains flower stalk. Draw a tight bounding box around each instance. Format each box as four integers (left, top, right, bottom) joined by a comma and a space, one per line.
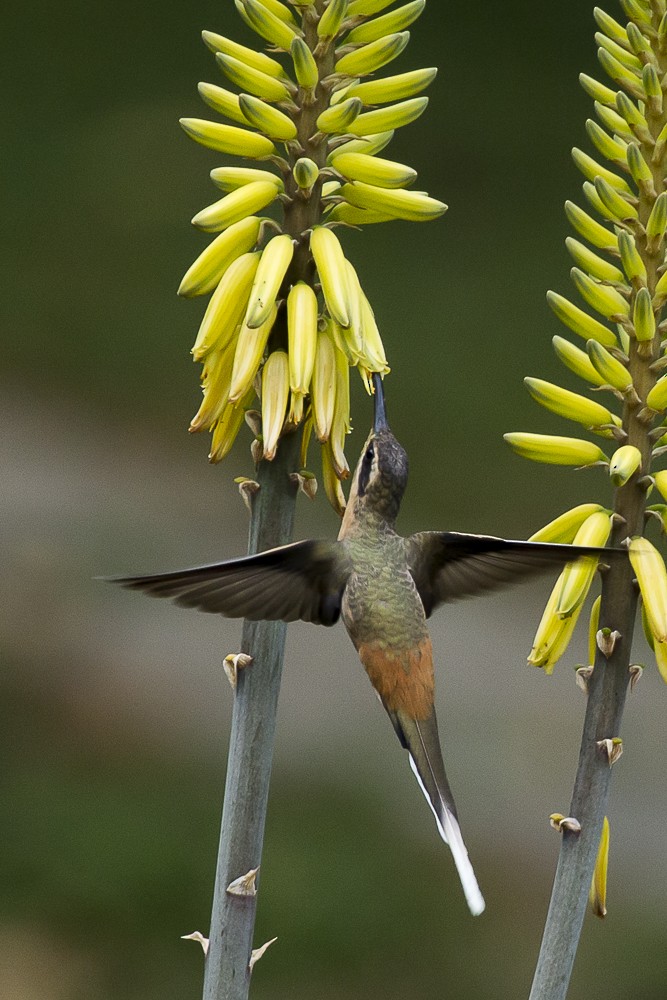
503, 2, 667, 997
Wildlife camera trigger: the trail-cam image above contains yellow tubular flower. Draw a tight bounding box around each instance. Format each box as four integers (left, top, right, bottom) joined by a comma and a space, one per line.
180, 117, 276, 158
287, 282, 318, 395
546, 291, 618, 346
528, 569, 584, 673
261, 350, 290, 460
311, 326, 337, 442
504, 432, 607, 466
209, 388, 255, 463
629, 537, 667, 643
340, 181, 446, 221
334, 32, 410, 76
191, 181, 279, 234
178, 216, 262, 298
524, 377, 618, 430
346, 98, 429, 137
589, 817, 610, 918
608, 444, 641, 486
190, 344, 237, 433
201, 30, 286, 76
310, 227, 352, 327
347, 68, 437, 105
586, 340, 633, 392
317, 0, 348, 39
245, 234, 294, 329
238, 94, 298, 140
192, 252, 260, 361
346, 0, 425, 45
556, 512, 611, 619
209, 167, 284, 193
241, 0, 301, 51
529, 504, 606, 544
552, 336, 607, 387
330, 348, 351, 477
216, 53, 294, 102
332, 152, 417, 188
229, 305, 278, 403
321, 439, 347, 516
588, 595, 601, 665
327, 131, 395, 161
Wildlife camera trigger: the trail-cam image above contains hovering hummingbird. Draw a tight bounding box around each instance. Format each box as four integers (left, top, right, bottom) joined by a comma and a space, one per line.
114, 376, 619, 916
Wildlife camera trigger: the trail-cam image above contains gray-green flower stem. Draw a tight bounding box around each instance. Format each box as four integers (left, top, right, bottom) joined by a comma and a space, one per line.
202, 434, 299, 1000
530, 9, 667, 994
202, 5, 336, 998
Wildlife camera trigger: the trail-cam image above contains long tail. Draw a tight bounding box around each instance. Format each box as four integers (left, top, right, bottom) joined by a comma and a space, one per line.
391, 707, 485, 916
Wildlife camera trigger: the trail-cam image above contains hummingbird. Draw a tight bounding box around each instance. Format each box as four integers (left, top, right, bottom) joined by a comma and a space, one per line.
113, 375, 619, 916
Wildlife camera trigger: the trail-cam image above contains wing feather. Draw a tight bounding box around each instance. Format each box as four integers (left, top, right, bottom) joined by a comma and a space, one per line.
406, 531, 620, 617
109, 539, 350, 626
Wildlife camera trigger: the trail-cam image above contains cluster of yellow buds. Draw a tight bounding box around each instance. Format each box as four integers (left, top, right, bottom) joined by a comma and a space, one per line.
179, 0, 445, 512
505, 0, 667, 678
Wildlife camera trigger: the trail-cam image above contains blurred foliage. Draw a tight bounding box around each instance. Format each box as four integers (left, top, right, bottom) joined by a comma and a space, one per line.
3, 1, 667, 998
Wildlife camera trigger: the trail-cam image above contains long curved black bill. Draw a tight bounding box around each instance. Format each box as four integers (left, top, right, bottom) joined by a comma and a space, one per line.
372, 372, 389, 433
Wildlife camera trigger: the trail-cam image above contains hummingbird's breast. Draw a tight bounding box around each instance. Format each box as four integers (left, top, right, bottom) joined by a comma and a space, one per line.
340, 531, 434, 718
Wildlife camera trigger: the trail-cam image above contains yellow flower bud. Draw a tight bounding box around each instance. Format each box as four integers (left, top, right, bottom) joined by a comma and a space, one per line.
529, 504, 607, 544
311, 326, 337, 441
347, 97, 428, 137
202, 31, 286, 78
229, 304, 277, 403
335, 31, 409, 76
238, 94, 298, 141
245, 234, 294, 329
589, 817, 610, 918
347, 67, 437, 105
178, 216, 261, 298
504, 432, 607, 466
180, 118, 276, 159
647, 373, 667, 411
556, 512, 611, 618
524, 377, 617, 430
192, 252, 260, 361
261, 350, 290, 460
216, 53, 293, 102
547, 291, 617, 347
629, 536, 667, 643
609, 444, 642, 486
287, 282, 318, 394
191, 180, 279, 233
347, 0, 424, 44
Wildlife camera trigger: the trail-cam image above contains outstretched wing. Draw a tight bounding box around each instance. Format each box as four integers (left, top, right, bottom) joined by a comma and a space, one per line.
109, 540, 350, 626
406, 531, 619, 618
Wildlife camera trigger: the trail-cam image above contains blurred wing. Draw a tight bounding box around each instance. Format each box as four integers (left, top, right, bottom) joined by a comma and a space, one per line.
109, 540, 350, 626
406, 531, 618, 617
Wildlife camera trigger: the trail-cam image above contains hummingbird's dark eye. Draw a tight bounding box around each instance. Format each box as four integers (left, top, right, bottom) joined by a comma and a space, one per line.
358, 442, 375, 497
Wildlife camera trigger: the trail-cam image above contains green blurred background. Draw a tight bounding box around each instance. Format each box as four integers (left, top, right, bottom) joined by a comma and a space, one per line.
2, 1, 667, 997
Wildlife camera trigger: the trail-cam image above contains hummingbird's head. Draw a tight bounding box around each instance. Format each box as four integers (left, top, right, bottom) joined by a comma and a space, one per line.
345, 375, 408, 526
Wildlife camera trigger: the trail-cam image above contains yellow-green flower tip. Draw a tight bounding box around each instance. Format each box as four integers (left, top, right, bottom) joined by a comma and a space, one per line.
609, 444, 641, 486
504, 432, 607, 466
261, 350, 290, 460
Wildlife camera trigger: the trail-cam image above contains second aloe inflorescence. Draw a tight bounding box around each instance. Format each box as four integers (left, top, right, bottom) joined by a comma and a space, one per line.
506, 0, 667, 684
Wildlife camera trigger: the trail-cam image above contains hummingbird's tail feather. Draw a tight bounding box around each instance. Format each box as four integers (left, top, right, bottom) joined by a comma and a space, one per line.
396, 708, 485, 916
